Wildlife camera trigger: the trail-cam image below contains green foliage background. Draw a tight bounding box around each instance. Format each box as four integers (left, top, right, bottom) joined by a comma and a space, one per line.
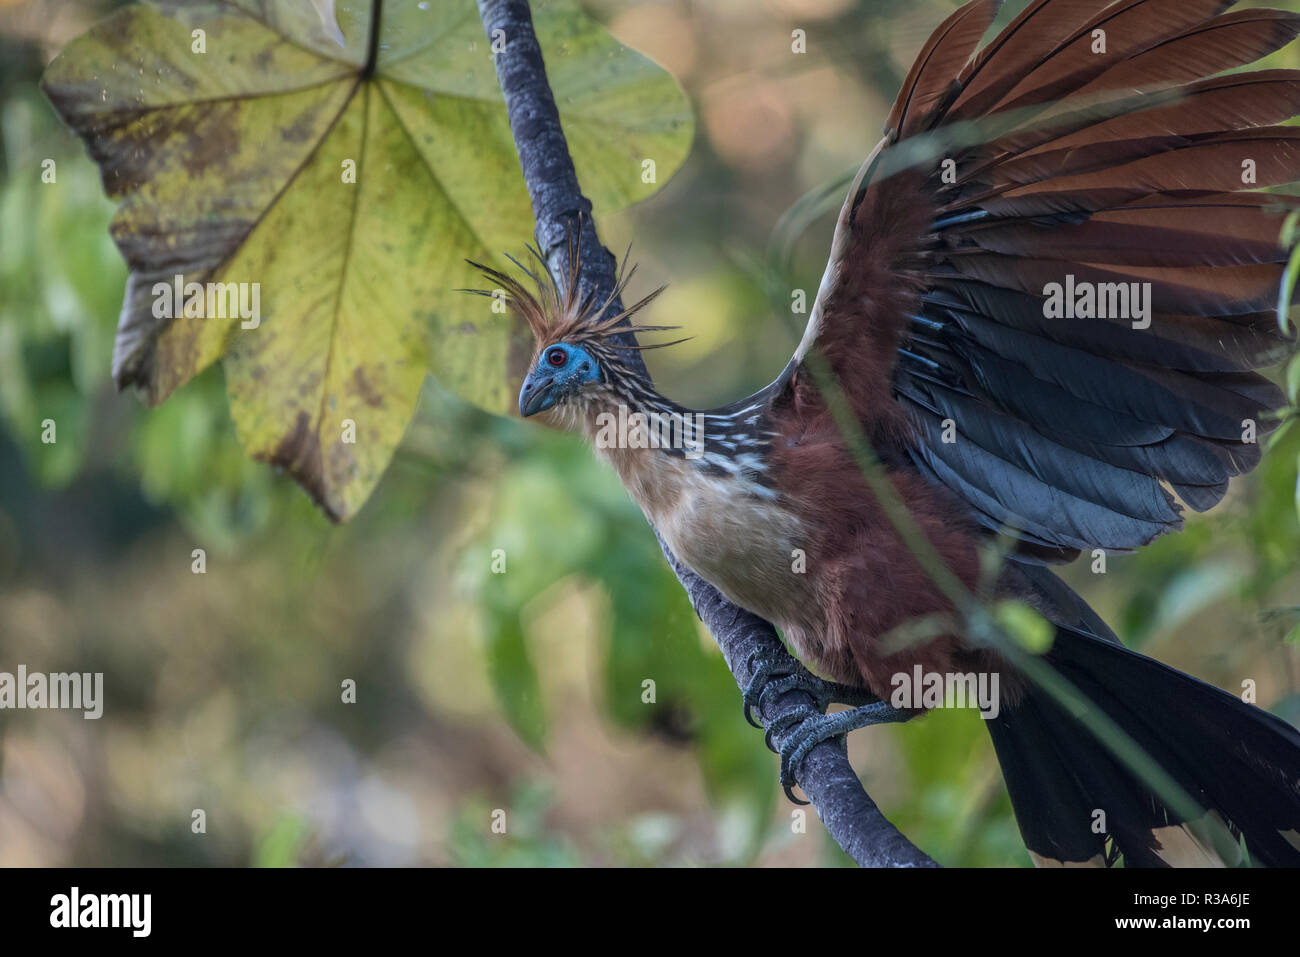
0, 0, 1297, 867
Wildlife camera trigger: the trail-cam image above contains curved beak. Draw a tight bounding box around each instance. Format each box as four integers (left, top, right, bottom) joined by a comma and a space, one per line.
518, 373, 556, 418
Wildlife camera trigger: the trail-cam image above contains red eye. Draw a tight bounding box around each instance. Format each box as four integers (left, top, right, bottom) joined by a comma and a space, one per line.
547, 348, 566, 367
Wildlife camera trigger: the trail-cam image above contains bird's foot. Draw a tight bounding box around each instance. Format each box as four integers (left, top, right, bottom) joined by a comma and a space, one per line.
741, 650, 878, 732
776, 701, 915, 805
740, 649, 912, 802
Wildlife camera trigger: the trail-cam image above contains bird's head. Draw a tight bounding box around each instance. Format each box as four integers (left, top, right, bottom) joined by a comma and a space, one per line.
466, 242, 682, 431
518, 339, 602, 418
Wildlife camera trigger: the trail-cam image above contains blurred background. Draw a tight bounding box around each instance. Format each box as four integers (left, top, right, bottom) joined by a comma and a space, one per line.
1, 0, 1298, 867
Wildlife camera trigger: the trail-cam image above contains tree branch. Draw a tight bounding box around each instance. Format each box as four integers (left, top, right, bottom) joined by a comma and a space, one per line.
475, 0, 937, 868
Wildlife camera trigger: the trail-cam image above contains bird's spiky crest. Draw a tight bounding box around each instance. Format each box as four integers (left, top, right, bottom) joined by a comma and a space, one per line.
464, 231, 685, 355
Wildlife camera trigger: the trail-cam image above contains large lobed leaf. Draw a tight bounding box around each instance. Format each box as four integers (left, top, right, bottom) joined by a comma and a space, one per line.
42, 0, 692, 519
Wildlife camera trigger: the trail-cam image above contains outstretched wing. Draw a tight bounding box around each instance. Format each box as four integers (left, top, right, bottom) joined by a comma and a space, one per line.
803, 0, 1300, 562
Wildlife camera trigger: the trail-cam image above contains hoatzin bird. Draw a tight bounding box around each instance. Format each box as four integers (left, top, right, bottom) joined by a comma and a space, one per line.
484, 0, 1300, 866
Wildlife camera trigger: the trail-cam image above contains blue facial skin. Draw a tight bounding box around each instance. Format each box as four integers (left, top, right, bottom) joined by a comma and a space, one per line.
518, 342, 600, 417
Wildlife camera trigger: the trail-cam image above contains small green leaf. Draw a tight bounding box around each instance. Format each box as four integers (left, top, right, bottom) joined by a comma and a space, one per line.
994, 600, 1054, 655
483, 609, 547, 752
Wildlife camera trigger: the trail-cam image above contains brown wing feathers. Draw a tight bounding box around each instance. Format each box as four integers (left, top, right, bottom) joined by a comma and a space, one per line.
821, 0, 1299, 559
986, 0, 1237, 116
1065, 8, 1300, 102
967, 128, 1300, 218
965, 195, 1300, 267
885, 0, 1004, 138
979, 74, 1300, 189
948, 0, 1121, 121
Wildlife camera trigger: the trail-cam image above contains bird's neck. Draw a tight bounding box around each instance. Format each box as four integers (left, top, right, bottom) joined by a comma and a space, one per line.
565, 369, 780, 533
577, 379, 701, 461
552, 373, 706, 515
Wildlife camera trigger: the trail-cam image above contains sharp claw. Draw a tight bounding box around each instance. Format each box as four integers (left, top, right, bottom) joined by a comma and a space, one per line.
775, 702, 915, 804
741, 668, 767, 728
740, 652, 912, 803
778, 728, 817, 805
782, 781, 811, 806
763, 703, 820, 752
741, 655, 799, 728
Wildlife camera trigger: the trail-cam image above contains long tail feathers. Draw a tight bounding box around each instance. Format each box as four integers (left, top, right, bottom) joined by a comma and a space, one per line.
988, 625, 1300, 867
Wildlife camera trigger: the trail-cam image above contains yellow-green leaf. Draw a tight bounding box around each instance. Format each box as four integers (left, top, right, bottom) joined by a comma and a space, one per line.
42, 0, 692, 519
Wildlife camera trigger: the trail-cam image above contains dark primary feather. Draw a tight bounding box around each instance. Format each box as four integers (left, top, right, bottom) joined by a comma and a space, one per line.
947, 255, 1285, 318
922, 282, 1293, 371
963, 195, 1297, 267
